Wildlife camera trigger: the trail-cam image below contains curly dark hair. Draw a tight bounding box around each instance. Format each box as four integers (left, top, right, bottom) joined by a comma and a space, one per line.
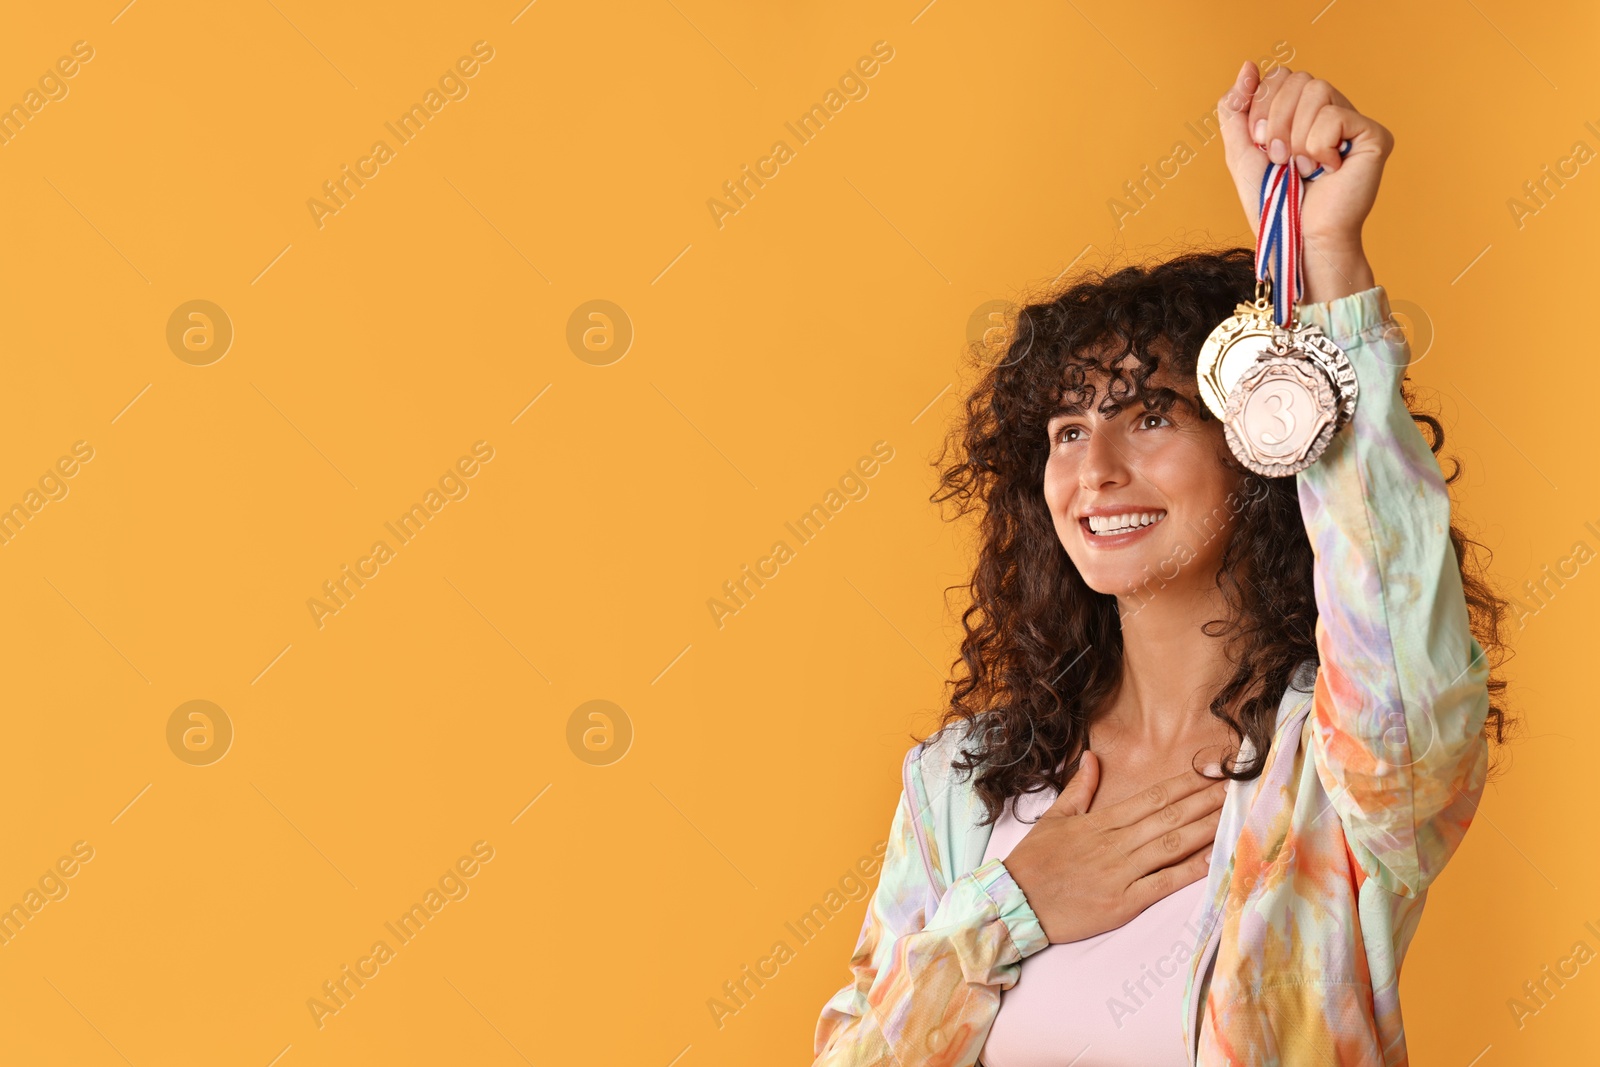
927, 245, 1517, 826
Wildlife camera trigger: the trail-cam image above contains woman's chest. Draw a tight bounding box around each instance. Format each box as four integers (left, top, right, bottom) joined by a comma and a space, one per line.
978, 786, 1213, 1067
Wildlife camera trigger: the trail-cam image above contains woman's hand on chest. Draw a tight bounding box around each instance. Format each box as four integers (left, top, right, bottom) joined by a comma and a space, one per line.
1002, 751, 1228, 945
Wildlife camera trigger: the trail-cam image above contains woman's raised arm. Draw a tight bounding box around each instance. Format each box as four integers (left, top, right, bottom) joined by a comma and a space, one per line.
1215, 61, 1488, 897
1293, 285, 1492, 898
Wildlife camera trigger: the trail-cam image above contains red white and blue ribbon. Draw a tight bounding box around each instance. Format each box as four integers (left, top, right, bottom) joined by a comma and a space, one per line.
1255, 138, 1353, 327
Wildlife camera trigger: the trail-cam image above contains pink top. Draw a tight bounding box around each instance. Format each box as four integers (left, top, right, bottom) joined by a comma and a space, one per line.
977, 777, 1213, 1067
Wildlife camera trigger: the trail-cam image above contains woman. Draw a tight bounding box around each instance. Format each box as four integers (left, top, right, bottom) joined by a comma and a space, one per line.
811, 61, 1514, 1066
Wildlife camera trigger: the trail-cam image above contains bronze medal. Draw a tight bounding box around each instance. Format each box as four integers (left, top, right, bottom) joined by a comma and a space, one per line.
1280, 320, 1358, 430
1222, 325, 1356, 476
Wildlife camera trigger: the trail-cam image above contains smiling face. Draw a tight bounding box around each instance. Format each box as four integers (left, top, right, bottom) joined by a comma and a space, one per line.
1043, 356, 1248, 603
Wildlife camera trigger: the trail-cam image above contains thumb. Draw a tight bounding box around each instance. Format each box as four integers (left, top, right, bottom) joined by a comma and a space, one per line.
1053, 750, 1100, 817
1218, 60, 1267, 231
1217, 60, 1259, 160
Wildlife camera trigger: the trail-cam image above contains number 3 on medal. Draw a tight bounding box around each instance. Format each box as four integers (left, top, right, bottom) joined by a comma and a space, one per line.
1259, 382, 1298, 446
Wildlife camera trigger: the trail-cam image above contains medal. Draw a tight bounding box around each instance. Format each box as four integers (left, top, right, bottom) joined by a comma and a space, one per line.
1196, 279, 1276, 420
1221, 344, 1337, 479
1204, 139, 1359, 477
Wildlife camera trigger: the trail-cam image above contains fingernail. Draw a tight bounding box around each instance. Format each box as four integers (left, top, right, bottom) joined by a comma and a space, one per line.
1203, 762, 1221, 777
1253, 119, 1266, 143
1294, 154, 1314, 176
1269, 138, 1288, 163
1204, 847, 1215, 864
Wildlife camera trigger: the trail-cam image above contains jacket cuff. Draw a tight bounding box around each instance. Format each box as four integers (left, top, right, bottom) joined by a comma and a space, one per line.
1294, 284, 1393, 350
934, 857, 1049, 959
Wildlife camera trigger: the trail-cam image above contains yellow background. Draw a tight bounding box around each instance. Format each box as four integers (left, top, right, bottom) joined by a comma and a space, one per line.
0, 0, 1594, 1063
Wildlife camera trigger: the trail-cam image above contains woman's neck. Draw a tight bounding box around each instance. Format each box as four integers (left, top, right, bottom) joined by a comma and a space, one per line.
1098, 576, 1239, 758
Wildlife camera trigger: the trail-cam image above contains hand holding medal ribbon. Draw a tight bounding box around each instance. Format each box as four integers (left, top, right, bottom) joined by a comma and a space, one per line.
1200, 62, 1394, 477
1255, 136, 1353, 329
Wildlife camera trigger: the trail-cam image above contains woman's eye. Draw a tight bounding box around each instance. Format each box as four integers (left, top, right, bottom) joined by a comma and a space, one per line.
1055, 425, 1082, 444
1140, 412, 1172, 429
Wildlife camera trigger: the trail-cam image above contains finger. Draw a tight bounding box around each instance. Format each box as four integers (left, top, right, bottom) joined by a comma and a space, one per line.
1095, 762, 1225, 831
1289, 79, 1339, 176
1263, 70, 1313, 165
1049, 749, 1100, 816
1126, 841, 1214, 912
1246, 65, 1293, 148
1125, 805, 1222, 877
1303, 104, 1350, 175
1216, 59, 1259, 162
1121, 777, 1226, 854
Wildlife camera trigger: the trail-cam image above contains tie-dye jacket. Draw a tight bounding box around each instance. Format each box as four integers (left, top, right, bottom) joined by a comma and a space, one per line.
811, 285, 1492, 1066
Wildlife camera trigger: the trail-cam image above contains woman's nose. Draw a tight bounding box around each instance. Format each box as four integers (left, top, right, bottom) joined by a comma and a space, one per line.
1079, 427, 1131, 490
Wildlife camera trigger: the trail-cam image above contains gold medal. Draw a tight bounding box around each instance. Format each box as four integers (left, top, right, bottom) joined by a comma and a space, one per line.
1196, 280, 1277, 420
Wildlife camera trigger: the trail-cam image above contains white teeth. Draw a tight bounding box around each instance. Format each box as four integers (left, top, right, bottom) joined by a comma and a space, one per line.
1087, 510, 1166, 534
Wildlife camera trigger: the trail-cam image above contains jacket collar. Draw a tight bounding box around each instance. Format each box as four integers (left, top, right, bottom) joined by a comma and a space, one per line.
919, 656, 1321, 893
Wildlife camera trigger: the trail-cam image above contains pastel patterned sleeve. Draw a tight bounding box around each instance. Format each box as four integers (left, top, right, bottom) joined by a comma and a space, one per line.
812, 746, 1049, 1066
1294, 284, 1492, 899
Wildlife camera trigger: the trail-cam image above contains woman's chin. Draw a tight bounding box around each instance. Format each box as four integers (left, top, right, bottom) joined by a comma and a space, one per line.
1075, 562, 1156, 599
1071, 541, 1186, 599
